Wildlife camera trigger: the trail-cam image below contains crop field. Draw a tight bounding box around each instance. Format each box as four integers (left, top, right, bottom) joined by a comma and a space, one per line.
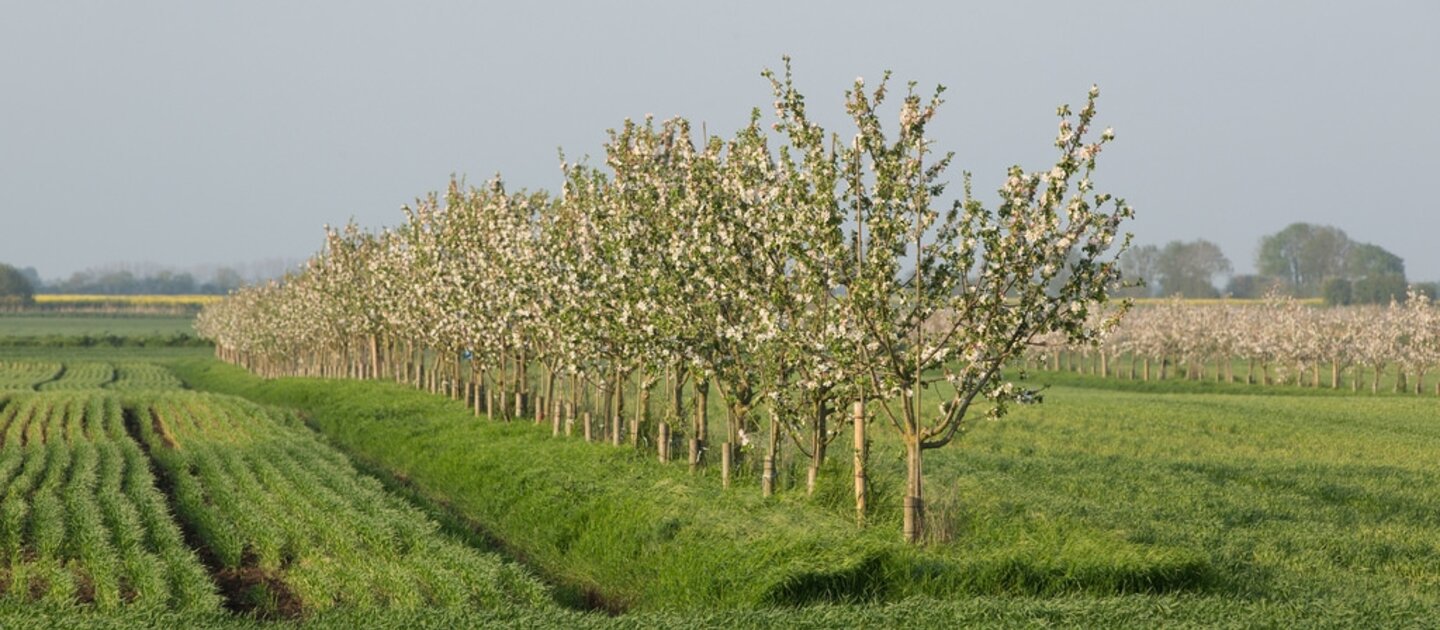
0, 363, 61, 391
35, 363, 115, 391
131, 391, 550, 616
32, 295, 222, 309
0, 314, 197, 338
0, 361, 188, 393
0, 392, 220, 613
0, 360, 556, 626
106, 363, 186, 391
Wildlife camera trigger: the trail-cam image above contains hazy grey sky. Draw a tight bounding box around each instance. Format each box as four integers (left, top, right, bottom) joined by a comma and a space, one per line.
3, 1, 1436, 281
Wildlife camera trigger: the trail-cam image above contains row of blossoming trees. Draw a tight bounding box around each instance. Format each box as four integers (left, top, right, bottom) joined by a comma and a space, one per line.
196, 62, 1134, 543
1039, 292, 1440, 394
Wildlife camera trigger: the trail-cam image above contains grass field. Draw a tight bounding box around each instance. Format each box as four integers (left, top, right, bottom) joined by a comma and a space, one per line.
0, 314, 196, 338
170, 359, 1440, 625
4, 326, 1439, 627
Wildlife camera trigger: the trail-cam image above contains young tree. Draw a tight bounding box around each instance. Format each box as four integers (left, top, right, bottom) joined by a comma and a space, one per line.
841, 78, 1133, 543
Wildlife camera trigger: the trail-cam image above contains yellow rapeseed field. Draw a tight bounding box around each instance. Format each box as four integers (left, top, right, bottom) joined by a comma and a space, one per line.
34, 294, 222, 307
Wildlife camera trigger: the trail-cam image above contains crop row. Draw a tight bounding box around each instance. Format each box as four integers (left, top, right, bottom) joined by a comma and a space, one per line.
131, 392, 550, 617
0, 362, 185, 392
35, 363, 115, 391
0, 362, 62, 391
0, 392, 220, 612
105, 363, 185, 391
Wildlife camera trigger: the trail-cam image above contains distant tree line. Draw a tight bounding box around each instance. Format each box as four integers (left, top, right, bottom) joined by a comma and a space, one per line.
0, 263, 263, 297
1117, 222, 1437, 304
45, 267, 246, 295
0, 263, 36, 306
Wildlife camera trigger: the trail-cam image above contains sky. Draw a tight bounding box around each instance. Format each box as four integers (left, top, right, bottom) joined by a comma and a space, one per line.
2, 1, 1436, 282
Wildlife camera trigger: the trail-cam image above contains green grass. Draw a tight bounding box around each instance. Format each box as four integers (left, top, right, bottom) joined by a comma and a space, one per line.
0, 314, 196, 338
127, 390, 553, 618
0, 347, 213, 363
0, 354, 1433, 626
168, 357, 1440, 625
0, 392, 222, 613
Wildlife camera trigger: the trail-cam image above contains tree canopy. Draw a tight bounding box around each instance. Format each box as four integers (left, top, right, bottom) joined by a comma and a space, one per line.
1256, 223, 1407, 302
1155, 239, 1231, 298
0, 263, 36, 305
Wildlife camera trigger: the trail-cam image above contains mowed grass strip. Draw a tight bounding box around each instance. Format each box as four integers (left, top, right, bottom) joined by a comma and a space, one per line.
128, 390, 552, 619
0, 392, 221, 613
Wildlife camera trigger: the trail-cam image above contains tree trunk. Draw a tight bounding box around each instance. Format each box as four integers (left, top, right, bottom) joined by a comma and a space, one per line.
570, 372, 581, 433
691, 378, 709, 471
454, 355, 464, 400
657, 422, 670, 462
807, 398, 828, 496
762, 411, 779, 498
1332, 361, 1340, 389
611, 369, 625, 447
548, 369, 561, 436
853, 400, 867, 525
633, 377, 652, 449
903, 438, 924, 544
721, 442, 733, 490
473, 366, 484, 416
485, 380, 495, 420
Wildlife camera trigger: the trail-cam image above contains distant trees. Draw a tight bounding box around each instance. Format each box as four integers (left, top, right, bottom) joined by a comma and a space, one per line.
0, 263, 36, 306
1119, 239, 1230, 297
1116, 244, 1159, 298
1257, 223, 1349, 294
41, 267, 250, 295
1155, 239, 1231, 298
1226, 274, 1281, 299
1257, 222, 1407, 303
